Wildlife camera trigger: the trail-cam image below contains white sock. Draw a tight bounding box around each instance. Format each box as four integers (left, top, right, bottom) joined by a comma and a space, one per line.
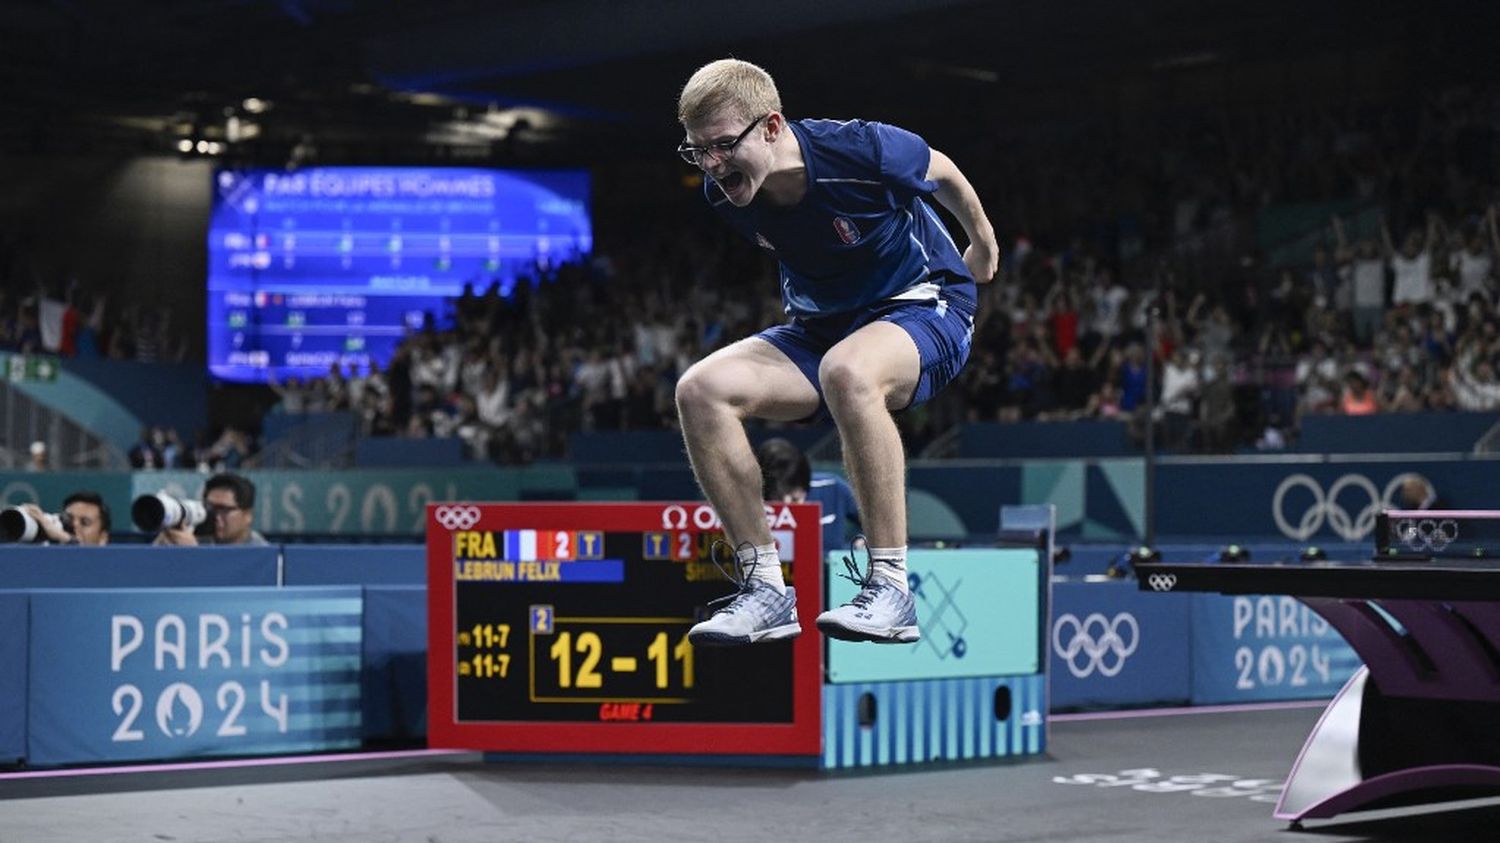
868, 545, 908, 593
739, 542, 785, 593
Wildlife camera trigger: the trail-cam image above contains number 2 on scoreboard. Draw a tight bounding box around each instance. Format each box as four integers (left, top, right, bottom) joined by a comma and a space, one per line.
530, 604, 554, 634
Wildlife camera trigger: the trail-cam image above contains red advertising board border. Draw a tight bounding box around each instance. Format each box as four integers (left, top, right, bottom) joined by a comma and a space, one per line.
426, 502, 823, 756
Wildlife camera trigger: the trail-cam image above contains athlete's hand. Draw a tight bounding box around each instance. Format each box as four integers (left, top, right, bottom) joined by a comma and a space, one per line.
964, 238, 1000, 284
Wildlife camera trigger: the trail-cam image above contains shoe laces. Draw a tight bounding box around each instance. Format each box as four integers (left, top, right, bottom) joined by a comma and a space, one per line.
707, 538, 762, 610
836, 534, 886, 609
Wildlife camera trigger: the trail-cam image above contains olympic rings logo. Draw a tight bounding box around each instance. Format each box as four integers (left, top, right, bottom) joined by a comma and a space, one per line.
1146, 574, 1177, 592
1271, 473, 1431, 541
1395, 518, 1460, 551
434, 505, 481, 531
1052, 612, 1140, 678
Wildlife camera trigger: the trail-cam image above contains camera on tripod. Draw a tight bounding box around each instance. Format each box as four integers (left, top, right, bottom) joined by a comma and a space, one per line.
0, 506, 73, 544
131, 492, 207, 532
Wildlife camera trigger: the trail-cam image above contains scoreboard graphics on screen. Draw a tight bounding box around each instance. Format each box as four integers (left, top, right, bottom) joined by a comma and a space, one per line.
426, 502, 823, 757
207, 167, 592, 383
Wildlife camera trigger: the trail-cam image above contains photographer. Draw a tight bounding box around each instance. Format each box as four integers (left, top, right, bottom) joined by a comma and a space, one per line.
11, 491, 112, 546
755, 437, 860, 555
155, 472, 270, 546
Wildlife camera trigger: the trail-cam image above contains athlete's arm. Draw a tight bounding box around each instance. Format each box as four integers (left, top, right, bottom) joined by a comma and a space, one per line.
926, 149, 999, 283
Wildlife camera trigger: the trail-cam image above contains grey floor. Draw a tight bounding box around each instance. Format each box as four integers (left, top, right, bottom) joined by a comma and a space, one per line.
1, 705, 1496, 843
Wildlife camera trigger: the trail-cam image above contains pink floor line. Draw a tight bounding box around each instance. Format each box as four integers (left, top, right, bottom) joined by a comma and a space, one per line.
1384, 509, 1500, 518
1051, 699, 1328, 722
0, 748, 469, 781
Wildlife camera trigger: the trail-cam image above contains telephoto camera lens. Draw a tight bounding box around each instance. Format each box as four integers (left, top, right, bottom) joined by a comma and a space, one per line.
131, 492, 207, 531
0, 506, 68, 543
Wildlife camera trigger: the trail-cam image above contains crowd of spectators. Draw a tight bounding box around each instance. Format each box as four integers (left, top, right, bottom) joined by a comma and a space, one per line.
5, 83, 1500, 465
255, 85, 1500, 462
126, 424, 254, 474
263, 226, 775, 463
0, 268, 191, 365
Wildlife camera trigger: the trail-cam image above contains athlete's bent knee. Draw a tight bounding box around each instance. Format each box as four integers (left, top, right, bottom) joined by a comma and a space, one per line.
819, 356, 880, 411
675, 364, 739, 415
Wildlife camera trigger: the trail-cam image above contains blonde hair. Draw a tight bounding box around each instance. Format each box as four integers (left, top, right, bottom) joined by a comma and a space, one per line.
677, 59, 781, 126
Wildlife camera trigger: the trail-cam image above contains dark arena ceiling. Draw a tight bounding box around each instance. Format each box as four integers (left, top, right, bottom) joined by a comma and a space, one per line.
0, 0, 1488, 166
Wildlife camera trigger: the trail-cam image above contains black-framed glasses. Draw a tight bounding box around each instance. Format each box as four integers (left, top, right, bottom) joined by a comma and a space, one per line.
207, 503, 246, 518
676, 113, 768, 167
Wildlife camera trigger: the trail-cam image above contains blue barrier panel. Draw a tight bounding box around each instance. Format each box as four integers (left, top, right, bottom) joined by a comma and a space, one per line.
958, 421, 1131, 458
1049, 581, 1191, 710
568, 430, 693, 464
282, 545, 425, 586
362, 586, 427, 741
1189, 593, 1362, 705
1297, 412, 1500, 454
355, 437, 466, 467
569, 427, 835, 465
0, 593, 26, 762
1155, 460, 1500, 543
0, 547, 278, 589
27, 587, 363, 765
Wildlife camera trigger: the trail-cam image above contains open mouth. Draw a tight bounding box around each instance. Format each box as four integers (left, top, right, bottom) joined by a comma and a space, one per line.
716, 171, 746, 193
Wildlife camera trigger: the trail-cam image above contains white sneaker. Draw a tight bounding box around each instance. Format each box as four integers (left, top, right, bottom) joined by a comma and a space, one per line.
816, 579, 920, 643
688, 583, 801, 646
816, 538, 920, 643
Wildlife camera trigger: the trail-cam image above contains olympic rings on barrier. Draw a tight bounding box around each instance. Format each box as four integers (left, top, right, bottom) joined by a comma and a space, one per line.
1395, 518, 1460, 552
1271, 473, 1430, 541
1146, 573, 1177, 592
1052, 612, 1140, 678
434, 505, 482, 531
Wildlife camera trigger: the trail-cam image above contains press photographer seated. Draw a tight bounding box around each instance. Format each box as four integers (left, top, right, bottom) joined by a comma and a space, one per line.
2, 491, 112, 546
152, 473, 270, 546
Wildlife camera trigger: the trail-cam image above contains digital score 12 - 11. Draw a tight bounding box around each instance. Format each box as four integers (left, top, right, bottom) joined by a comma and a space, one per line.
427, 503, 823, 756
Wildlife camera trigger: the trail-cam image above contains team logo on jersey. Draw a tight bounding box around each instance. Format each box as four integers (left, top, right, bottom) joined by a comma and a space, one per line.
755, 232, 777, 251
833, 216, 861, 245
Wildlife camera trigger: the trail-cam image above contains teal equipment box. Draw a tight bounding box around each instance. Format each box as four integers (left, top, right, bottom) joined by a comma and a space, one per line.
821, 546, 1049, 769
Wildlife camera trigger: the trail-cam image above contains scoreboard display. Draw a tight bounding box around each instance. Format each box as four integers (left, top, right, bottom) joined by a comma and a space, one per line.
426, 502, 822, 756
207, 166, 592, 383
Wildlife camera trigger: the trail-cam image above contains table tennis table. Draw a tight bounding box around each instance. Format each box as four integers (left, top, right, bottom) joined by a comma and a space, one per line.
1136, 552, 1500, 825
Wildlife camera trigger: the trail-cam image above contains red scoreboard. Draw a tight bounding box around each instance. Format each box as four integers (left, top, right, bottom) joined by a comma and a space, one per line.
426, 502, 823, 756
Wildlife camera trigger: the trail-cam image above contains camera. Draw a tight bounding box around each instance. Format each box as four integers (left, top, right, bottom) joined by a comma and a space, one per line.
131, 492, 207, 532
0, 506, 72, 544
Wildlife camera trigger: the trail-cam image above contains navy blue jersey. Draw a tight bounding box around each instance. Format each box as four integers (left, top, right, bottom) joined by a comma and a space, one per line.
706, 119, 973, 319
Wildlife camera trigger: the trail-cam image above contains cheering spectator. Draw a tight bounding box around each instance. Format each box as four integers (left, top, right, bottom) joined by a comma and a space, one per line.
1384, 214, 1437, 307
1339, 371, 1380, 415
1334, 215, 1388, 344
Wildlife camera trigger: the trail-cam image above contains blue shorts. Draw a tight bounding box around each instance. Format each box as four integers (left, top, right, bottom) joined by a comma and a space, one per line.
758, 279, 977, 419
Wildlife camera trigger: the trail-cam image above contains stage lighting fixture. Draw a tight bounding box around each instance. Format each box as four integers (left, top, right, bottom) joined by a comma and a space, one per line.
1130, 545, 1161, 563
1218, 544, 1250, 562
